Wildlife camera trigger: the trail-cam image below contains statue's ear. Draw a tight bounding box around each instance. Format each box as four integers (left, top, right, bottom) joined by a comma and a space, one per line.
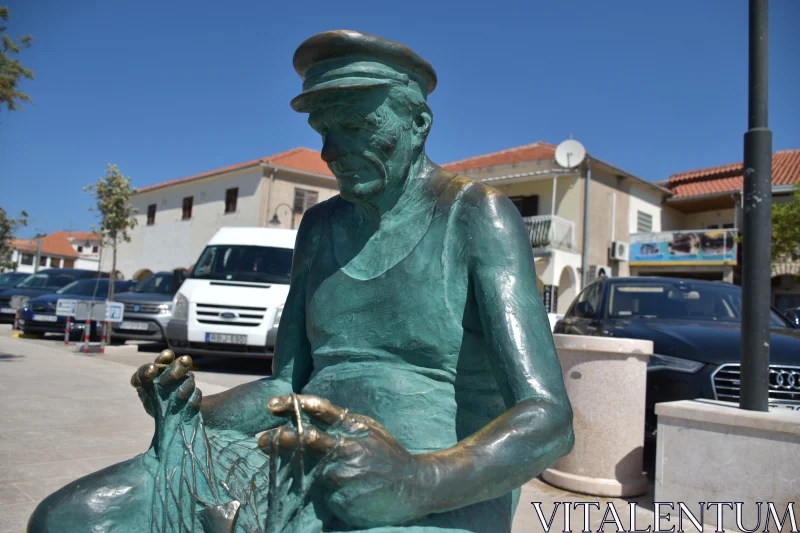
413, 110, 432, 143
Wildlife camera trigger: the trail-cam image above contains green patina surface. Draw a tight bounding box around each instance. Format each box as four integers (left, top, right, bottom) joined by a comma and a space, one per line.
27, 30, 574, 533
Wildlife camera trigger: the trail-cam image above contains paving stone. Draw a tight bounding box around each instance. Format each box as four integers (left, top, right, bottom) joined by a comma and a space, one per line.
13, 476, 84, 503
0, 501, 37, 533
0, 484, 34, 507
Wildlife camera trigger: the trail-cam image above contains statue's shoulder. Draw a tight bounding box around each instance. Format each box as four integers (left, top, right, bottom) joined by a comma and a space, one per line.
293, 195, 341, 256
433, 167, 516, 220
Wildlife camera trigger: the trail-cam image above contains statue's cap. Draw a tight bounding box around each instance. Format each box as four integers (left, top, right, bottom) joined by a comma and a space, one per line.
290, 30, 437, 113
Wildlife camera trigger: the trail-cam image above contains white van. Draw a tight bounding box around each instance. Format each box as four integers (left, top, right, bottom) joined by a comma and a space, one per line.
166, 227, 297, 358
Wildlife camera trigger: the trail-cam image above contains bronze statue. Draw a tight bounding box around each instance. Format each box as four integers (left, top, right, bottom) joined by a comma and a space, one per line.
28, 30, 573, 533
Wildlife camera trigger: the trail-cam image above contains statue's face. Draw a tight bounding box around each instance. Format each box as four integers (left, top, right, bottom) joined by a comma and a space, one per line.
308, 89, 422, 204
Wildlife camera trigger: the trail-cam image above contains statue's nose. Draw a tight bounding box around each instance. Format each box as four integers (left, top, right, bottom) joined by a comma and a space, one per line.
321, 137, 347, 164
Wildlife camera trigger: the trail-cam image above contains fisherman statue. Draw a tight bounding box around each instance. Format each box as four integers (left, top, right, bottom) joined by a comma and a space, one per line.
28, 30, 574, 533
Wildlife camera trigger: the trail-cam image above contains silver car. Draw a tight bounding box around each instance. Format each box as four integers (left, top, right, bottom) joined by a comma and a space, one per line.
111, 271, 185, 344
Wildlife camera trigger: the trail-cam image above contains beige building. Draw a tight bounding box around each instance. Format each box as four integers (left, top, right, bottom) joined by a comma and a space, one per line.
443, 142, 670, 313
114, 148, 339, 280
630, 149, 800, 313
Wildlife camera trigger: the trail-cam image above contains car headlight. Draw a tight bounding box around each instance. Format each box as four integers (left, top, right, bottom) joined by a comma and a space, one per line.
272, 304, 284, 328
647, 353, 705, 374
172, 293, 189, 321
11, 295, 30, 310
158, 303, 172, 314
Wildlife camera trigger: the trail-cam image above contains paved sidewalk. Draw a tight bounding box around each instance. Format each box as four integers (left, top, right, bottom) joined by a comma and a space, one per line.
0, 326, 658, 532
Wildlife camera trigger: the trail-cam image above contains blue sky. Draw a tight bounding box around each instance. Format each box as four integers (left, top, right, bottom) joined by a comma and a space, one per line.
1, 0, 798, 238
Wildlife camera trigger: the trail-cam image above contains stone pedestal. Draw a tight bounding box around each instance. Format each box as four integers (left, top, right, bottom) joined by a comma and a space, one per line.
542, 334, 652, 497
655, 400, 800, 530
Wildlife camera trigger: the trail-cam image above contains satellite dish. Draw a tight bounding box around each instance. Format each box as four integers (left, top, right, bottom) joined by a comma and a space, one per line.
555, 139, 586, 169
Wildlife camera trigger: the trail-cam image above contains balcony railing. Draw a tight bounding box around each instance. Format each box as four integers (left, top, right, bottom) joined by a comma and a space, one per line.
522, 215, 575, 250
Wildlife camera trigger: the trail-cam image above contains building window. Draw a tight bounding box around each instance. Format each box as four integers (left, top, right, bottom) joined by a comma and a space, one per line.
147, 204, 157, 225
225, 188, 238, 214
92, 245, 99, 253
182, 196, 193, 220
21, 253, 33, 265
706, 223, 720, 229
77, 245, 84, 253
722, 223, 735, 229
636, 211, 653, 233
508, 195, 539, 217
293, 188, 319, 214
39, 255, 48, 267
63, 258, 75, 268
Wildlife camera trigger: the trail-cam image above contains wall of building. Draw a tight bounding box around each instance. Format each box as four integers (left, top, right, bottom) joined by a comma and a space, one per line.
260, 170, 339, 229
490, 174, 582, 219
584, 165, 633, 278
681, 208, 738, 230
115, 167, 264, 278
628, 182, 663, 235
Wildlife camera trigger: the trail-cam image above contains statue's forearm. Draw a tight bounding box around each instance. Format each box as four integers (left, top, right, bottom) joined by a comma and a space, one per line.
200, 377, 294, 435
414, 397, 574, 516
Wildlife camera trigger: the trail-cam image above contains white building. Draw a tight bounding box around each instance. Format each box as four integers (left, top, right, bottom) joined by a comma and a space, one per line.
7, 231, 81, 274
114, 147, 339, 280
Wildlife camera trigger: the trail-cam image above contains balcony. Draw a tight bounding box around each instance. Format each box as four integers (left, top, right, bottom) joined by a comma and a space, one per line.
522, 215, 575, 251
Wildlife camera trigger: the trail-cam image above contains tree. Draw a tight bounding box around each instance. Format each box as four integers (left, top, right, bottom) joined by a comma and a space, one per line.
0, 6, 34, 112
772, 185, 800, 263
0, 206, 28, 271
83, 164, 138, 342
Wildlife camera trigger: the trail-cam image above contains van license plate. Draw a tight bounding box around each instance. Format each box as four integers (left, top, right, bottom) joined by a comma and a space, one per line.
206, 333, 247, 345
119, 321, 149, 331
1, 308, 15, 314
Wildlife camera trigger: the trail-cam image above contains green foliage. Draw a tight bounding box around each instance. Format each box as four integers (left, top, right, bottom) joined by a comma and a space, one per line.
0, 206, 28, 271
0, 6, 34, 112
772, 185, 800, 263
83, 164, 138, 245
84, 164, 137, 300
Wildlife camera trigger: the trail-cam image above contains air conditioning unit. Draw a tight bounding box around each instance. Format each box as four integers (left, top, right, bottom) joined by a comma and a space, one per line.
588, 264, 611, 281
610, 241, 630, 262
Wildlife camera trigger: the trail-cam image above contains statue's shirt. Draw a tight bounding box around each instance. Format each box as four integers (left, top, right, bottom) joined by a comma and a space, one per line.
301, 169, 508, 455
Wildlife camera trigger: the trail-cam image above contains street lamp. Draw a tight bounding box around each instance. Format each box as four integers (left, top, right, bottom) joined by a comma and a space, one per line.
268, 203, 295, 230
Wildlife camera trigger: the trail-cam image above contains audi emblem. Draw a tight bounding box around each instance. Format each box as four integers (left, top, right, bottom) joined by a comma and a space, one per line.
770, 369, 800, 390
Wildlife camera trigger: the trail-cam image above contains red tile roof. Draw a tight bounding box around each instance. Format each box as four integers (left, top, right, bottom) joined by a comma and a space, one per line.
442, 142, 557, 172
11, 231, 79, 258
136, 147, 332, 194
667, 149, 800, 198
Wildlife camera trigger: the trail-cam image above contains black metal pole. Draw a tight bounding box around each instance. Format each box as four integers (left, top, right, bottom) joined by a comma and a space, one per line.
740, 0, 772, 412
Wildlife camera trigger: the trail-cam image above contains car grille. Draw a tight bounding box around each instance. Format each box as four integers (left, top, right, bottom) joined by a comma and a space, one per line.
0, 297, 11, 308
122, 302, 163, 314
713, 363, 800, 403
194, 303, 267, 328
31, 303, 55, 313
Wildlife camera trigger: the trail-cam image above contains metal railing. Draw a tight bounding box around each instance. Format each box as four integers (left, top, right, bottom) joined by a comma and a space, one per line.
522, 215, 575, 250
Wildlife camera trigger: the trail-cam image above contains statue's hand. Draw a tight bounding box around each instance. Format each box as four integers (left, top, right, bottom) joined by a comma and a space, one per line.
130, 350, 201, 424
260, 394, 427, 528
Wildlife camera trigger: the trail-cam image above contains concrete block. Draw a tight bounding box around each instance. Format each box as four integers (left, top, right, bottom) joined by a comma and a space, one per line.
542, 334, 653, 497
655, 399, 800, 531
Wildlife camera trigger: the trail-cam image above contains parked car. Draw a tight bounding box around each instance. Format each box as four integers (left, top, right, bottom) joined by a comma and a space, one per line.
18, 278, 135, 339
785, 307, 800, 327
0, 272, 30, 291
111, 270, 186, 344
553, 276, 800, 440
0, 269, 111, 323
167, 227, 296, 359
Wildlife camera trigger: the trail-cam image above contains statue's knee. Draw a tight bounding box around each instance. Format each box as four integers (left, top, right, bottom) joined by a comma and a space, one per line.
27, 456, 152, 533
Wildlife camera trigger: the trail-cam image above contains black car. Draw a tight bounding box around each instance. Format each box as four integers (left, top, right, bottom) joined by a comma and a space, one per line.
0, 268, 110, 322
0, 272, 30, 291
785, 307, 800, 327
553, 276, 800, 439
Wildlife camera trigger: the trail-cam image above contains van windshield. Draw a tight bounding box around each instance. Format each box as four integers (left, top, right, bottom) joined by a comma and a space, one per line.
190, 245, 293, 284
